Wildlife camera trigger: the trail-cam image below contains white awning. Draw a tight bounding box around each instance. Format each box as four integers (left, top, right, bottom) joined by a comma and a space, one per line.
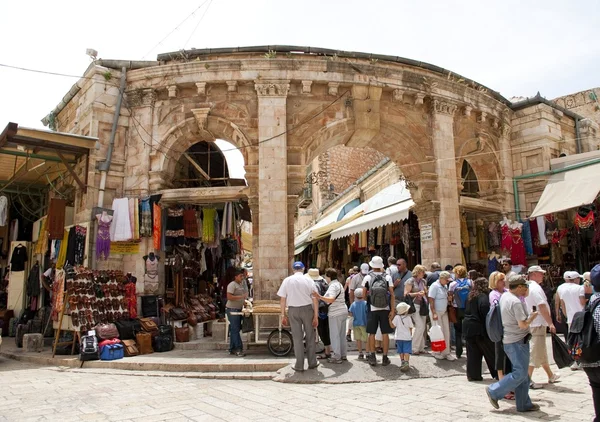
530, 161, 600, 218
330, 199, 414, 240
294, 243, 309, 256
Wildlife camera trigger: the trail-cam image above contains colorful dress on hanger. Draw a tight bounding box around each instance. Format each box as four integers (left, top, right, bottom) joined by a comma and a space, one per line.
203, 208, 216, 243
125, 281, 137, 319
460, 214, 470, 248
56, 229, 69, 269
153, 204, 162, 251
529, 218, 543, 255
520, 220, 533, 255
501, 223, 512, 252
487, 222, 500, 249
139, 197, 152, 237
166, 208, 185, 246
510, 226, 526, 265
96, 215, 112, 260
183, 209, 199, 238
476, 222, 487, 258
488, 255, 499, 273
109, 198, 132, 242
51, 269, 65, 321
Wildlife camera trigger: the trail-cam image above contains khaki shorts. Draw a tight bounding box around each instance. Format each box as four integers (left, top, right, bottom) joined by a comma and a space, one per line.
354, 326, 368, 342
529, 326, 549, 367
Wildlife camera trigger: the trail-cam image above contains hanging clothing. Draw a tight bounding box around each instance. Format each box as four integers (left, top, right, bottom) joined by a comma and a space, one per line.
460, 214, 470, 248
376, 226, 383, 246
520, 220, 533, 255
74, 225, 87, 265
368, 230, 376, 251
183, 209, 199, 238
96, 214, 112, 260
32, 219, 41, 243
196, 211, 203, 239
574, 210, 595, 232
203, 208, 216, 243
500, 223, 512, 252
139, 197, 152, 237
0, 195, 7, 226
475, 221, 487, 258
152, 203, 162, 251
109, 198, 132, 242
488, 255, 499, 273
27, 263, 40, 297
47, 198, 66, 240
529, 218, 543, 255
487, 222, 500, 249
10, 244, 28, 271
34, 217, 49, 255
51, 239, 60, 260
510, 226, 526, 266
402, 223, 410, 252
221, 203, 233, 238
56, 230, 69, 269
65, 226, 77, 266
10, 219, 18, 241
536, 216, 548, 245
51, 269, 65, 321
165, 207, 185, 246
125, 280, 137, 319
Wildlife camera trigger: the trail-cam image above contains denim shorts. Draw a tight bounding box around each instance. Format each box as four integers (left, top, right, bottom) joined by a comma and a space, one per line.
396, 340, 412, 354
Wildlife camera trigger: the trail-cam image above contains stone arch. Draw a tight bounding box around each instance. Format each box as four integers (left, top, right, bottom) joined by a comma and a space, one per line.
152, 115, 254, 185
455, 134, 503, 194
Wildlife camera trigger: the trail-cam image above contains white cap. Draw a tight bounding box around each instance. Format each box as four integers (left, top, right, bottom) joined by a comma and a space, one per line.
360, 263, 369, 275
354, 287, 364, 298
564, 270, 582, 280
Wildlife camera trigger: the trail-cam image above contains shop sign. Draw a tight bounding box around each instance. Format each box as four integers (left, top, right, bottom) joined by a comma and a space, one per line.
110, 241, 140, 255
421, 223, 433, 241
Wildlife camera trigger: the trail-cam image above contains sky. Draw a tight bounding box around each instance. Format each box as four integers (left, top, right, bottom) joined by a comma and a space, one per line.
1, 0, 598, 133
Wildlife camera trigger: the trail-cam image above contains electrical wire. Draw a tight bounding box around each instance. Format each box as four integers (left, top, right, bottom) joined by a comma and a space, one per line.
183, 0, 214, 50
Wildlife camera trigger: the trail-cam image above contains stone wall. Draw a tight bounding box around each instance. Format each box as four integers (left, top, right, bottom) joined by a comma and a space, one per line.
553, 88, 600, 152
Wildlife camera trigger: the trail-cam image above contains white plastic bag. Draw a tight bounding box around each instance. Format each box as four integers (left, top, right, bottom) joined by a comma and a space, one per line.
429, 323, 446, 352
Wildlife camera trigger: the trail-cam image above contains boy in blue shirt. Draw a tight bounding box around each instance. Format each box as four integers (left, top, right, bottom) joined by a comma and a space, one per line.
349, 288, 368, 359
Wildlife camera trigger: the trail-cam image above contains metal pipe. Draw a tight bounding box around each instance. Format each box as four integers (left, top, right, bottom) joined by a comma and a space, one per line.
513, 157, 600, 219
575, 117, 582, 154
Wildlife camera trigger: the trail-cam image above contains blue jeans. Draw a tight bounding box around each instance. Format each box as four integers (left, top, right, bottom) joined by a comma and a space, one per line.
488, 341, 533, 411
227, 309, 243, 352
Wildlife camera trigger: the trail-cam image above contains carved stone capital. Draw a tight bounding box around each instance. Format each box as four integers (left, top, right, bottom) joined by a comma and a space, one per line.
477, 111, 487, 123
226, 81, 238, 92
301, 81, 312, 94
168, 85, 178, 98
463, 105, 472, 117
502, 122, 512, 137
328, 82, 339, 96
191, 107, 211, 130
393, 89, 404, 102
431, 99, 457, 115
195, 82, 207, 95
414, 93, 426, 105
491, 118, 499, 129
254, 80, 290, 97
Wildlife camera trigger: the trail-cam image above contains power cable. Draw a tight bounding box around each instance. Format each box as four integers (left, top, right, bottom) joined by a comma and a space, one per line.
183, 0, 214, 50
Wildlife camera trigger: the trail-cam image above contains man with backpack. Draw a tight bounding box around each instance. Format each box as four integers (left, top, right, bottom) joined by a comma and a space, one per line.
574, 264, 600, 421
449, 265, 472, 359
361, 256, 395, 366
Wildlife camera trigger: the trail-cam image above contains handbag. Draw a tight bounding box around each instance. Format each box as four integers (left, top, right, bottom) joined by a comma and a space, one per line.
170, 307, 187, 321
419, 296, 429, 316
122, 339, 139, 357
95, 323, 120, 340
242, 315, 254, 333
187, 312, 198, 327
175, 326, 189, 343
139, 317, 159, 335
136, 332, 153, 354
448, 305, 458, 324
403, 295, 417, 315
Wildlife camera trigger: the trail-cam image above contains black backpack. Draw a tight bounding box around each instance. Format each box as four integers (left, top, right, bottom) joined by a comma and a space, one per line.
369, 272, 389, 309
567, 299, 600, 363
79, 335, 99, 361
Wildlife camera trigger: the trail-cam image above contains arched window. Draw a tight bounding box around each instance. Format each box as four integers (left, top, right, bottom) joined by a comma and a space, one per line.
461, 160, 479, 197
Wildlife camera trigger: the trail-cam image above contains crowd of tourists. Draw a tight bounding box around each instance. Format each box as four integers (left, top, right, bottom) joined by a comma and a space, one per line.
275, 257, 600, 418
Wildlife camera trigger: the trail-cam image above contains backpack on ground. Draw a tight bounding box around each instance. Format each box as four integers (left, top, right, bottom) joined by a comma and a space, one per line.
454, 279, 471, 309
486, 300, 504, 343
79, 334, 99, 361
567, 299, 600, 363
369, 272, 389, 309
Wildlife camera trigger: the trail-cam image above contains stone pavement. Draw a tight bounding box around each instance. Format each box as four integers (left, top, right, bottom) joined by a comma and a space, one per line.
0, 355, 595, 421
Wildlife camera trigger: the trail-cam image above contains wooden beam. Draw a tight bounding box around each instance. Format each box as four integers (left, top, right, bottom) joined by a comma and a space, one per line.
183, 153, 211, 180
0, 154, 31, 193
57, 151, 87, 193
0, 122, 18, 148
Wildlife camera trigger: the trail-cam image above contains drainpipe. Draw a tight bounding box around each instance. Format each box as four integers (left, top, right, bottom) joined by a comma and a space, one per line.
513, 157, 600, 220
92, 67, 127, 269
575, 117, 582, 154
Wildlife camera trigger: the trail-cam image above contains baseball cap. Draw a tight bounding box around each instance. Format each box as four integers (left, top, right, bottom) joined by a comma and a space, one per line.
508, 274, 529, 288
527, 265, 546, 274
360, 263, 369, 275
292, 261, 305, 270
590, 264, 600, 290
563, 270, 582, 280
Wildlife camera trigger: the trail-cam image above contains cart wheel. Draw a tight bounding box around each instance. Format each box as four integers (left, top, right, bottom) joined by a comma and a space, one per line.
267, 329, 293, 357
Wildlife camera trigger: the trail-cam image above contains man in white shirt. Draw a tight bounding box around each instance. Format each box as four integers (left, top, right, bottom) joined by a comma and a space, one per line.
556, 271, 586, 370
362, 256, 395, 367
278, 261, 319, 372
525, 266, 560, 388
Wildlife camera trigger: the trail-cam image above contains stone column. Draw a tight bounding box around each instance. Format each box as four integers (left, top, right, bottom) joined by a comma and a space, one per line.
254, 80, 291, 299
418, 98, 462, 267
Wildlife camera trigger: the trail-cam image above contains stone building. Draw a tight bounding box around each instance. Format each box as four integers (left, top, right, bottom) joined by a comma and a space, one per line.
34, 46, 598, 299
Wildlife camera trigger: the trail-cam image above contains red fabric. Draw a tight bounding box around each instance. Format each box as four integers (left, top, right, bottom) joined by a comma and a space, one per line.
99, 338, 121, 348
501, 224, 512, 252
153, 204, 161, 251
125, 282, 137, 319
183, 210, 199, 238
528, 218, 543, 255
510, 227, 526, 265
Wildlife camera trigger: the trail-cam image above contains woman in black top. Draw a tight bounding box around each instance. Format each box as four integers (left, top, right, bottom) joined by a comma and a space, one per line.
463, 277, 498, 381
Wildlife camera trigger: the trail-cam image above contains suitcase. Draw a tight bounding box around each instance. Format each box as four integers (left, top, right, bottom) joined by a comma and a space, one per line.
136, 332, 153, 355
99, 343, 124, 361
153, 334, 173, 352
114, 319, 141, 340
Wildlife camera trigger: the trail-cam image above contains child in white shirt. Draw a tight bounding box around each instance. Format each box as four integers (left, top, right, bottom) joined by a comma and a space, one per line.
389, 302, 414, 372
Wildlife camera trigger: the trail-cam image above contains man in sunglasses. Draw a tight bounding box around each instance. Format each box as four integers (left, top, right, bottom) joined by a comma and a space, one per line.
486, 275, 540, 413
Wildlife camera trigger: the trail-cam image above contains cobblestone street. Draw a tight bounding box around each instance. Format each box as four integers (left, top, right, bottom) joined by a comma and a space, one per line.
0, 355, 594, 422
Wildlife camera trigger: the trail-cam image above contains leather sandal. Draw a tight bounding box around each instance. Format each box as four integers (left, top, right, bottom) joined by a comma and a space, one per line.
317, 353, 331, 359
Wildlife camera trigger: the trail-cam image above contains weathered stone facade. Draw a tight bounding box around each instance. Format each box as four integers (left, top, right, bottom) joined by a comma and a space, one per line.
43, 47, 598, 299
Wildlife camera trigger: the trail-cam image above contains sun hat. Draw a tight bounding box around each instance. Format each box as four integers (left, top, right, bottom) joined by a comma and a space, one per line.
583, 272, 591, 281
563, 270, 582, 280
527, 265, 546, 274
360, 263, 369, 275
354, 287, 364, 298
396, 302, 411, 315
307, 268, 321, 280
508, 274, 529, 288
292, 261, 305, 270
369, 256, 384, 269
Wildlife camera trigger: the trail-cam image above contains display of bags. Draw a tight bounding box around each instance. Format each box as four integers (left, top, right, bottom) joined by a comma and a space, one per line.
114, 319, 142, 340
79, 335, 99, 361
100, 343, 124, 361
139, 317, 159, 335
122, 339, 140, 357
175, 326, 189, 343
95, 323, 120, 340
170, 308, 187, 320
136, 332, 153, 355
187, 312, 198, 327
153, 335, 173, 352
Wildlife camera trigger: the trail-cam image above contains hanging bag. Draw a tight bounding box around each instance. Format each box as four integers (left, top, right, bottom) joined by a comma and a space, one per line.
403, 294, 417, 315
486, 300, 504, 343
429, 322, 446, 352
242, 315, 254, 333
551, 333, 574, 369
